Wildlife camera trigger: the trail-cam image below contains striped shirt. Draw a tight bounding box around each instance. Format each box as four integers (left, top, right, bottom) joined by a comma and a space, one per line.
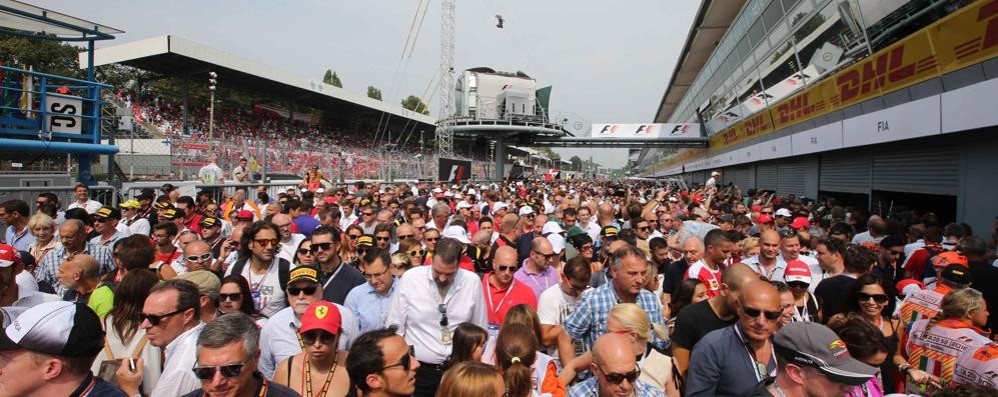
564, 281, 667, 353
37, 244, 115, 297
568, 376, 664, 397
905, 318, 991, 392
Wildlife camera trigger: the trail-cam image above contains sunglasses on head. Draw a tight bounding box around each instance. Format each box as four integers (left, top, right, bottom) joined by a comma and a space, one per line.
598, 366, 641, 384
382, 345, 416, 371
139, 306, 192, 326
192, 362, 246, 380
288, 286, 318, 296
858, 292, 889, 304
310, 242, 334, 253
301, 329, 337, 346
219, 292, 242, 302
186, 253, 212, 263
742, 304, 782, 321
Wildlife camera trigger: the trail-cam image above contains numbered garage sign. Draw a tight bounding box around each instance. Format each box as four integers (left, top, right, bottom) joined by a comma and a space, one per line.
44, 94, 83, 134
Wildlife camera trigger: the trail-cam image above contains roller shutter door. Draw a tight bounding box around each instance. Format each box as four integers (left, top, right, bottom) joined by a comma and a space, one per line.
756, 162, 778, 190
820, 151, 871, 194
872, 143, 959, 195
777, 160, 807, 197
734, 166, 753, 190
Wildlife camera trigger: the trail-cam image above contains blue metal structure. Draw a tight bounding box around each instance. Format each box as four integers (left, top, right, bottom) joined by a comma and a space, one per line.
0, 0, 121, 185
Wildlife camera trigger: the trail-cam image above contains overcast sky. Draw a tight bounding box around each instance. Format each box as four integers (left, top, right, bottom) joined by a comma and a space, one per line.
37, 0, 700, 168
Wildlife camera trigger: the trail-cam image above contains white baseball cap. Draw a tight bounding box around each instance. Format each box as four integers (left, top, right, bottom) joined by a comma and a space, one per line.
541, 222, 564, 236
547, 234, 566, 255
518, 206, 535, 216
441, 225, 471, 244
775, 208, 792, 217
0, 301, 104, 357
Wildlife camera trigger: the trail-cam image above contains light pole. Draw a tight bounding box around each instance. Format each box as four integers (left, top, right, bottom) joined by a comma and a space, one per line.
208, 72, 217, 140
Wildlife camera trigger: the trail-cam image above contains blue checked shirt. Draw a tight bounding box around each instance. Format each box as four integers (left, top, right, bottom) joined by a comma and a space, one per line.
38, 243, 115, 297
568, 376, 665, 397
563, 282, 668, 352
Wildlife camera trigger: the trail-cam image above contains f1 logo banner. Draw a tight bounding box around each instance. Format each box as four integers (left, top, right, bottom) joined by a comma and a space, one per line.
438, 157, 471, 183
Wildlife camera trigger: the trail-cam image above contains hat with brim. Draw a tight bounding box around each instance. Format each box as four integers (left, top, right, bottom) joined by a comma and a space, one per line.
441, 225, 471, 244
0, 301, 104, 357
773, 322, 878, 386
287, 265, 320, 288
356, 235, 375, 248
300, 301, 341, 336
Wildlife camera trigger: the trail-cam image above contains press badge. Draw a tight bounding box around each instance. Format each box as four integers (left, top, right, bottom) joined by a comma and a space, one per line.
441, 327, 453, 345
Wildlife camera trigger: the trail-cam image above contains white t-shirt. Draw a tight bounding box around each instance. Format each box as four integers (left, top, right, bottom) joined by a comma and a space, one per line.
198, 163, 224, 184
537, 283, 585, 364
224, 257, 289, 318
67, 199, 103, 214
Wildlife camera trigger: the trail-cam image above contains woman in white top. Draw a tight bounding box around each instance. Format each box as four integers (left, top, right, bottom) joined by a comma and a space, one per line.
560, 303, 681, 397
90, 269, 163, 396
26, 213, 60, 264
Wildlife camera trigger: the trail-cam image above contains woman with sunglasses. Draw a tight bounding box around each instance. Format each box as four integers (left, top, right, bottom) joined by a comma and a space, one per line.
340, 225, 364, 265
91, 269, 162, 396
218, 275, 266, 325
295, 239, 316, 266
783, 260, 821, 323
274, 301, 351, 397
397, 238, 424, 269
559, 303, 678, 397
827, 274, 901, 392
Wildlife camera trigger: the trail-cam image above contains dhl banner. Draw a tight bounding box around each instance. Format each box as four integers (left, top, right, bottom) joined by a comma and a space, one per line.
710, 0, 998, 150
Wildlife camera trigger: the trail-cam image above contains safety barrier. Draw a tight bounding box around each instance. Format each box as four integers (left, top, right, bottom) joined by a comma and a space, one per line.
0, 185, 119, 208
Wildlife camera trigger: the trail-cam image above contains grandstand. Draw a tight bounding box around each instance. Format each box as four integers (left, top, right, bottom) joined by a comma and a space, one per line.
83, 35, 493, 181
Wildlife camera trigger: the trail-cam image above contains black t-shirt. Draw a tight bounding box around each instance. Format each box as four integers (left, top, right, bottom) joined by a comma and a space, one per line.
746, 378, 776, 397
662, 259, 689, 295
814, 275, 857, 323
969, 260, 998, 336
671, 299, 735, 351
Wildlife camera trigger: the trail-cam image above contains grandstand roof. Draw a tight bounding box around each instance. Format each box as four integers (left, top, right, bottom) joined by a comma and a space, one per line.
653, 0, 744, 123
0, 0, 121, 41
82, 35, 436, 128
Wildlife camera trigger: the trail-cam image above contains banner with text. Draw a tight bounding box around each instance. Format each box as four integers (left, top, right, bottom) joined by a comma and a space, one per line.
590, 123, 700, 139
709, 0, 998, 150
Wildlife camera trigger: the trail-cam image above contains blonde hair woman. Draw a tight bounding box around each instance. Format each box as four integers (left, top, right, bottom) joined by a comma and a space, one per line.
739, 236, 760, 258
902, 288, 990, 392
437, 361, 505, 397
560, 303, 680, 396
26, 213, 59, 263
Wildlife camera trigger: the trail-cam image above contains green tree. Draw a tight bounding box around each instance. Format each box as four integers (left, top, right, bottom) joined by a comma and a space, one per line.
367, 86, 382, 101
400, 95, 429, 115
0, 37, 82, 78
569, 155, 582, 171
322, 69, 342, 87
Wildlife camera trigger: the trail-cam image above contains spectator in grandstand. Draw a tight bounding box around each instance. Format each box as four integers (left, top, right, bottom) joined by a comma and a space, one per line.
26, 213, 58, 263
38, 219, 114, 298
90, 206, 129, 248
903, 288, 990, 392
119, 200, 151, 236
567, 332, 663, 397
1, 199, 34, 251
257, 265, 359, 379
223, 222, 288, 317
756, 322, 878, 397
671, 263, 758, 375
66, 183, 102, 214
686, 280, 780, 396
185, 312, 299, 397
384, 237, 487, 397
564, 245, 665, 357
273, 301, 350, 396
115, 279, 204, 396
92, 269, 162, 395
345, 249, 397, 334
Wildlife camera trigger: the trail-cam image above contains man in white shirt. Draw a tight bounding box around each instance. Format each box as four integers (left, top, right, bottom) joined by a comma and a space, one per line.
66, 183, 102, 214
223, 222, 289, 317
119, 200, 151, 236
539, 255, 592, 366
257, 265, 358, 379
851, 216, 886, 245
118, 279, 205, 397
578, 207, 601, 244
385, 237, 488, 397
198, 154, 224, 185
272, 214, 305, 263
778, 231, 823, 292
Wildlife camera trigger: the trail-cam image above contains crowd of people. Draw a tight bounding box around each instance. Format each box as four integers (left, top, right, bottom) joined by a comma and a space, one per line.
121, 91, 487, 180
0, 175, 996, 397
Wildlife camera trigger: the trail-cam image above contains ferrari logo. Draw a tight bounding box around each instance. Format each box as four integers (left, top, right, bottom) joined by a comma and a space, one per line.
315, 306, 328, 319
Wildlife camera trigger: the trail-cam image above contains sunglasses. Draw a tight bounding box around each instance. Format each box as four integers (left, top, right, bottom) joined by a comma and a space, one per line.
376, 236, 391, 241
301, 329, 337, 346
787, 281, 810, 289
742, 304, 782, 321
598, 366, 641, 385
139, 306, 191, 326
297, 248, 313, 255
219, 292, 242, 302
94, 218, 108, 223
408, 249, 426, 257
253, 238, 279, 248
192, 362, 246, 380
533, 250, 557, 259
425, 237, 439, 242
348, 234, 361, 240
439, 304, 448, 327
288, 286, 318, 296
858, 293, 889, 304
497, 264, 519, 273
397, 234, 414, 240
362, 212, 374, 216
637, 226, 652, 232
382, 345, 416, 371
310, 242, 334, 253
185, 253, 213, 263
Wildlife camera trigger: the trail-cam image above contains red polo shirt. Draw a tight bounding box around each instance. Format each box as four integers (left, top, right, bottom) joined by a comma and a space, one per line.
482, 272, 537, 325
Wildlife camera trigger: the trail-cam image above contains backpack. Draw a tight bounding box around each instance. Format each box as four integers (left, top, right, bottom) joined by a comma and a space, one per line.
228, 257, 291, 296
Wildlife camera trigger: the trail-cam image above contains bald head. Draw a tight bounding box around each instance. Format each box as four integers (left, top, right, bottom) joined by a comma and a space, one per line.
721, 263, 760, 292
472, 230, 492, 246
738, 280, 781, 342
184, 240, 210, 256
396, 223, 414, 238
531, 236, 553, 253
493, 246, 518, 268
61, 253, 100, 280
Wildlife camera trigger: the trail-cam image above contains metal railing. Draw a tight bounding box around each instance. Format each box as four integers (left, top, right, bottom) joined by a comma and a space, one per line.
0, 185, 119, 208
